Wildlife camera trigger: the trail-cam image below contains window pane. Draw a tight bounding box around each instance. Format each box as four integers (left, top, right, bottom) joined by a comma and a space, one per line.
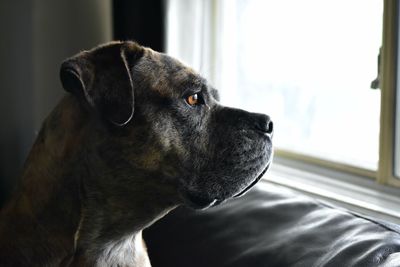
219, 0, 382, 170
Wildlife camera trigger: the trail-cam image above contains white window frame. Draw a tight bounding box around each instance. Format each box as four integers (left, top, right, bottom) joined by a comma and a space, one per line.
265, 0, 399, 185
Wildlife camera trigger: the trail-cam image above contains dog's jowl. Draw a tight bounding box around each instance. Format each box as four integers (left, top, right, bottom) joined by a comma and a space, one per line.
0, 41, 273, 266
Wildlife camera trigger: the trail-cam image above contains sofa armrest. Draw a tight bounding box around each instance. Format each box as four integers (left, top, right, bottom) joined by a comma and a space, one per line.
144, 181, 400, 267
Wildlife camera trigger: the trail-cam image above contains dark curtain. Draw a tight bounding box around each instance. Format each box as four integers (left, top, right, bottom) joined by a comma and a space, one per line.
113, 0, 165, 52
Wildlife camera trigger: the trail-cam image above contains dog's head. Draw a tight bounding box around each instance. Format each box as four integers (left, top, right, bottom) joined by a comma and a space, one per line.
60, 41, 273, 210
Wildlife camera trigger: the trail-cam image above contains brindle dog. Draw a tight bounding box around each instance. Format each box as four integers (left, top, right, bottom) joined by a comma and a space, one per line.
0, 41, 273, 266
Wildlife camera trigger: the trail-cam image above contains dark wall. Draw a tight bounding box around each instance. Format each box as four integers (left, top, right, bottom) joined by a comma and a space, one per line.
0, 1, 35, 205
113, 0, 165, 52
0, 0, 112, 206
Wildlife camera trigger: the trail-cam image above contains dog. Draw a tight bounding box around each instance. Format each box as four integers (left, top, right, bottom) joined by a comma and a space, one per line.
0, 41, 273, 266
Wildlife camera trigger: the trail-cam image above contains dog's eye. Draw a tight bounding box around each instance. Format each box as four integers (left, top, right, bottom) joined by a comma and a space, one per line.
186, 93, 200, 106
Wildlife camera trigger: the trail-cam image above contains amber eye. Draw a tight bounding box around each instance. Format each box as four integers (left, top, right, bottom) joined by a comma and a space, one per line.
186, 93, 199, 106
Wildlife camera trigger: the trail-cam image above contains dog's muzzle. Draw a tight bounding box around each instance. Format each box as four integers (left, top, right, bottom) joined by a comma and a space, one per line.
179, 108, 273, 210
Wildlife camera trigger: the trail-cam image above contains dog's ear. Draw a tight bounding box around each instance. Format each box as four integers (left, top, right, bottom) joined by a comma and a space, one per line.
59, 42, 144, 126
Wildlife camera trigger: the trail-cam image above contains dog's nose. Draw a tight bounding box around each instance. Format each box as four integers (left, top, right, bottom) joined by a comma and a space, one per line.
254, 114, 273, 135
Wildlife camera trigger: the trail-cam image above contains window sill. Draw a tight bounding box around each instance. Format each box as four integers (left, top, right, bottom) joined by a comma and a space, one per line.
264, 157, 400, 224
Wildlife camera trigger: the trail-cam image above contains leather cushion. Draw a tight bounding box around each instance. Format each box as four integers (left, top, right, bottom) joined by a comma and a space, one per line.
144, 181, 400, 267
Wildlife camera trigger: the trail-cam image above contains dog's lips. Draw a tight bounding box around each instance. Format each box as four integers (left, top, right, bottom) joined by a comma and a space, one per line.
181, 162, 270, 210
233, 162, 270, 198
186, 164, 270, 209
184, 192, 218, 210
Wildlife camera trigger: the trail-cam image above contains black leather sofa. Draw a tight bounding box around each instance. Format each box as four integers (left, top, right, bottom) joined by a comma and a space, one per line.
144, 181, 400, 267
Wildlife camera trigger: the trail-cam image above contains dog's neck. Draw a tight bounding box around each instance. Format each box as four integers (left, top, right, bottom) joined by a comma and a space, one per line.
0, 96, 178, 266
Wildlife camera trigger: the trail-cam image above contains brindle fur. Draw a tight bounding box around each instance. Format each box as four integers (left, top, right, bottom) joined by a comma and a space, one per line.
0, 41, 273, 266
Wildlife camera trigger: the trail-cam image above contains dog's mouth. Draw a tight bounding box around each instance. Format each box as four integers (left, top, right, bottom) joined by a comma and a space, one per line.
185, 193, 218, 210
233, 162, 270, 198
183, 162, 271, 210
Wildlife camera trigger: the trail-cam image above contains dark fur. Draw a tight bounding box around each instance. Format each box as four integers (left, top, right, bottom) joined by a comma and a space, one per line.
0, 41, 273, 266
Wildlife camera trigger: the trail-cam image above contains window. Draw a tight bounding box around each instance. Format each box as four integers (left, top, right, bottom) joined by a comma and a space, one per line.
217, 0, 382, 171
166, 0, 400, 188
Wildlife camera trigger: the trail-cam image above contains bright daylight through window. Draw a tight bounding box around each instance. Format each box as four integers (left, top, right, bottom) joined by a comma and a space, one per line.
217, 0, 383, 170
